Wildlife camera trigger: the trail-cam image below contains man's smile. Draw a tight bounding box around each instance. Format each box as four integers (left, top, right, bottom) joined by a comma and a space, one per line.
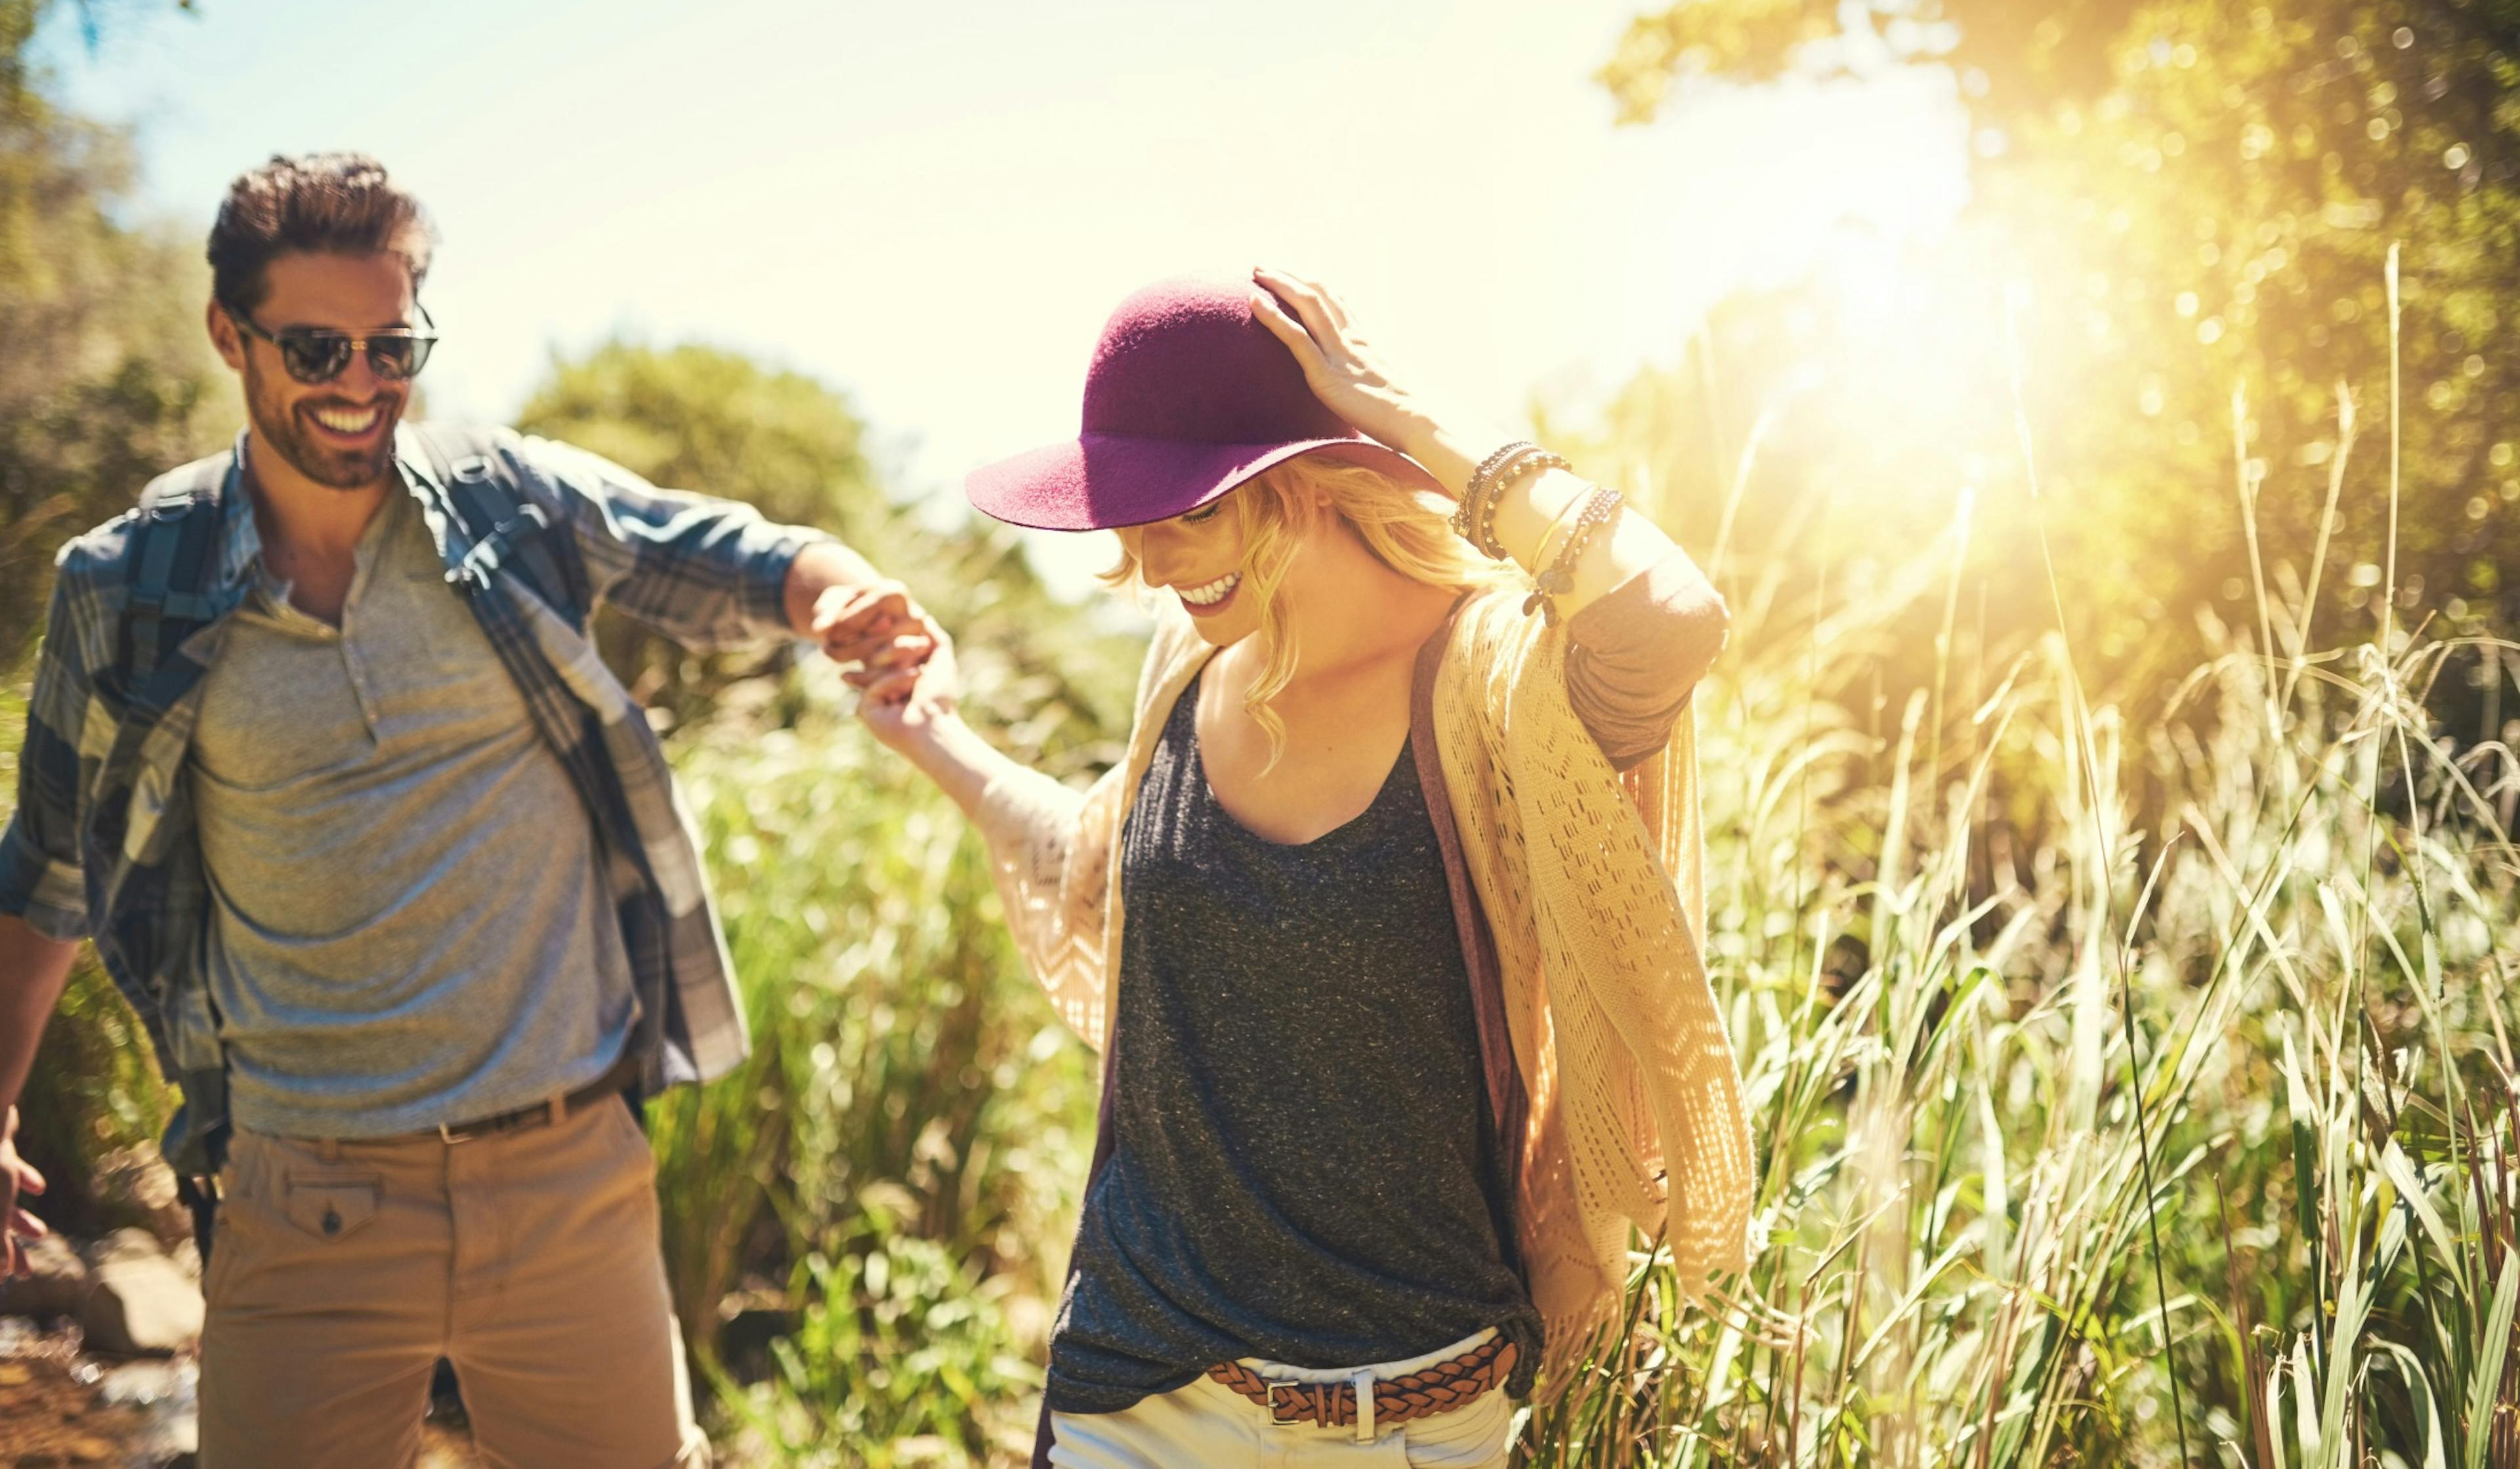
304, 401, 387, 444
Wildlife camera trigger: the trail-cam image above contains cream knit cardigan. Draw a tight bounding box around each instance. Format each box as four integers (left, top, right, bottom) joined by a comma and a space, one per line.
970, 589, 1755, 1382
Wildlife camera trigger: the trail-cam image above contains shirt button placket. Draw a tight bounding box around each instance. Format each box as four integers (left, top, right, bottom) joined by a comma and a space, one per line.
338, 587, 386, 738
341, 639, 381, 739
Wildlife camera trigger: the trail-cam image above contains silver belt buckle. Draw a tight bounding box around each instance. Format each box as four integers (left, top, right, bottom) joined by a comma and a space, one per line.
1259, 1380, 1304, 1428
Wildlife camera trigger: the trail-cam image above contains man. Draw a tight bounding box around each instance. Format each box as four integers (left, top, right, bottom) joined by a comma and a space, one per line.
0, 152, 929, 1466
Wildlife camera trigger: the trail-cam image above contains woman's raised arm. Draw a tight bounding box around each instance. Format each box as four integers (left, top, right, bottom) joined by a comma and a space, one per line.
1250, 267, 1728, 764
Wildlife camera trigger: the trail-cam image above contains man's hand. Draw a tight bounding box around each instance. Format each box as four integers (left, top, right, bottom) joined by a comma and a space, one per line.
808, 579, 938, 683
784, 544, 937, 674
0, 917, 77, 1279
2, 1105, 47, 1279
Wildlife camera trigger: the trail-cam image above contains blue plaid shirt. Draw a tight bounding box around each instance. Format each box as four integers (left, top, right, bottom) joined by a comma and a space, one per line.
0, 424, 832, 1172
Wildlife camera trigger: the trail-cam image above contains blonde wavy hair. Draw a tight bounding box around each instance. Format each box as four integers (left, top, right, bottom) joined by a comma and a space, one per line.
1105, 454, 1509, 762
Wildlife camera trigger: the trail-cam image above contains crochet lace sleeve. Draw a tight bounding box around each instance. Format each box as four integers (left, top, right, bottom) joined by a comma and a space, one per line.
971, 758, 1122, 1051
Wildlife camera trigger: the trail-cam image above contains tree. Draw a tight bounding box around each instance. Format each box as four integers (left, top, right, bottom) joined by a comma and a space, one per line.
0, 0, 229, 664
1598, 0, 2520, 713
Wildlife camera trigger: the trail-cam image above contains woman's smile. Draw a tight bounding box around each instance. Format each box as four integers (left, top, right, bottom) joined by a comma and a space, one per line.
1173, 570, 1242, 617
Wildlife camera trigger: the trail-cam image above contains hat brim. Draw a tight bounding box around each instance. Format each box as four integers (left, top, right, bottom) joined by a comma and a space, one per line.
965, 432, 1446, 532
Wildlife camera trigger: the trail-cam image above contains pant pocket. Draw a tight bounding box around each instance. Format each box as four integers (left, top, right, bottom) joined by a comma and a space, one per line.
278, 1172, 383, 1241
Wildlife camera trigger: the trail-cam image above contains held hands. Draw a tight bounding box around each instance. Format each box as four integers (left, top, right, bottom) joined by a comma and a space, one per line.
854, 611, 961, 759
808, 580, 961, 756
807, 579, 933, 678
2, 1105, 47, 1279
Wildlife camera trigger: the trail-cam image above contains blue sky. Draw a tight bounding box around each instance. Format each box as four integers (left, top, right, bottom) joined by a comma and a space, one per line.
38, 0, 1969, 587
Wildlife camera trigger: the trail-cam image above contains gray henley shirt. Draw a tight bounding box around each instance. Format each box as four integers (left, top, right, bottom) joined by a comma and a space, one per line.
188, 487, 636, 1138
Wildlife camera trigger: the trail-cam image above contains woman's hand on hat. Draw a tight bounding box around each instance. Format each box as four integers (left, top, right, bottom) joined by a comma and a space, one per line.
1250, 267, 1450, 470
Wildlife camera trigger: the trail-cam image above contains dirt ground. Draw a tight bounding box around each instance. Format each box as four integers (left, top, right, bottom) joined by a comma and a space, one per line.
0, 1323, 482, 1469
0, 1350, 146, 1467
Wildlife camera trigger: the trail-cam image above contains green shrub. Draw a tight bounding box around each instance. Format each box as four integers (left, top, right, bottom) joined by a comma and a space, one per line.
655, 686, 1097, 1464
723, 1220, 1042, 1467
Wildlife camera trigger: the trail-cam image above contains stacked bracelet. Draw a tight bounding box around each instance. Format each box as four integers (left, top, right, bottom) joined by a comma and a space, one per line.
1449, 442, 1530, 551
1479, 451, 1564, 559
1524, 485, 1624, 624
1449, 440, 1572, 560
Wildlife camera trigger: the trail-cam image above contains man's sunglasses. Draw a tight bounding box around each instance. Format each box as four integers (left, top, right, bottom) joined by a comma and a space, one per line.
223, 302, 438, 384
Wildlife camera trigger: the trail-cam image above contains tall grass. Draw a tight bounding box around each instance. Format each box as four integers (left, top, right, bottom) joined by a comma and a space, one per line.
1523, 559, 2517, 1466
1523, 265, 2519, 1465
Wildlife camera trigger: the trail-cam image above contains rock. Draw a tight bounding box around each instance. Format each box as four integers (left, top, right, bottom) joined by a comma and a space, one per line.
96, 1358, 182, 1406
0, 1232, 93, 1320
77, 1230, 202, 1356
91, 1147, 195, 1252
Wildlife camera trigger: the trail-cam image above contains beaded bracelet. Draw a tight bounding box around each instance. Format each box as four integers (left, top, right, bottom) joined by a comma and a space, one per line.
1465, 440, 1533, 497
1452, 442, 1572, 560
1478, 449, 1568, 560
1524, 485, 1623, 624
1450, 440, 1535, 549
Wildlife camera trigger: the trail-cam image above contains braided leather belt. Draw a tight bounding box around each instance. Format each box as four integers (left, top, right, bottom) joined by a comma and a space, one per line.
1206, 1334, 1517, 1432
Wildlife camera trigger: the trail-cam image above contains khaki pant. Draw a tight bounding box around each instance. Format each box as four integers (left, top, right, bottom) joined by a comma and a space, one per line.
200, 1094, 707, 1468
1049, 1330, 1515, 1469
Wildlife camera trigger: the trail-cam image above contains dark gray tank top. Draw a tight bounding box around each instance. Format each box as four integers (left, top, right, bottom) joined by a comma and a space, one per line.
1045, 671, 1542, 1415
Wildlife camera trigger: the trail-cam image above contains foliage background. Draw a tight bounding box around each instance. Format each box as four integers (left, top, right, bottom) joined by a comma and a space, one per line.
4, 0, 2518, 1464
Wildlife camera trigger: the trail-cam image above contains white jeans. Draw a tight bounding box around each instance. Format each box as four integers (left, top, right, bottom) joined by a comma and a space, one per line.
1049, 1329, 1516, 1469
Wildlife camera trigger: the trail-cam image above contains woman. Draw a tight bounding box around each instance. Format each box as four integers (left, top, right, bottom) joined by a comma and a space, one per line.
859, 271, 1754, 1468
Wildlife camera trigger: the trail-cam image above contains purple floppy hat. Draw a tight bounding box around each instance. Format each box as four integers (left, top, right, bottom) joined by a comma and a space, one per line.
965, 276, 1445, 532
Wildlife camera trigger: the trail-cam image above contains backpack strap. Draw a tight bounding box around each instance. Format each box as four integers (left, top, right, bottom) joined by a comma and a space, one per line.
119, 451, 240, 684
408, 423, 592, 629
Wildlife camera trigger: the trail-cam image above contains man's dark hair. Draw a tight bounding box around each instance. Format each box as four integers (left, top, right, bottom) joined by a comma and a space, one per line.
207, 152, 437, 314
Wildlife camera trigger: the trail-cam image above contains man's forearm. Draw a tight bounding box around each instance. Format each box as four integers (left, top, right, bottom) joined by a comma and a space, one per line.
0, 913, 79, 1120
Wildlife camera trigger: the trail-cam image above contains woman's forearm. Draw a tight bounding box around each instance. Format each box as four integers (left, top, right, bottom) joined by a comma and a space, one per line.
898, 713, 1026, 820
1404, 423, 1681, 624
1409, 419, 1729, 766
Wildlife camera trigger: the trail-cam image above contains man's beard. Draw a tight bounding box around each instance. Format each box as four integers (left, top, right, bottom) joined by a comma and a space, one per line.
247, 366, 403, 491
